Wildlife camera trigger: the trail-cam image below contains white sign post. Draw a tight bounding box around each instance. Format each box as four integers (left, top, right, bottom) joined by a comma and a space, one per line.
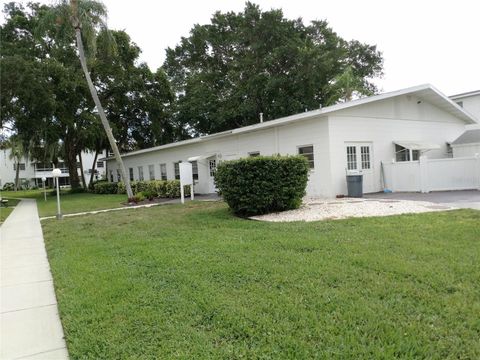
179, 162, 194, 204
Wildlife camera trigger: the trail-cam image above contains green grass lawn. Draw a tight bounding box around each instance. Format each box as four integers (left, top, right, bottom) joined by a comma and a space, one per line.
0, 198, 21, 224
42, 202, 480, 359
1, 190, 127, 217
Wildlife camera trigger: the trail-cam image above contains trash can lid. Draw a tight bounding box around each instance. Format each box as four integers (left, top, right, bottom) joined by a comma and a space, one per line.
346, 170, 363, 176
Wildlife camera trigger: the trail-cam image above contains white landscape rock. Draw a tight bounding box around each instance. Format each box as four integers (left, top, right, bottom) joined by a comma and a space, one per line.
250, 198, 454, 222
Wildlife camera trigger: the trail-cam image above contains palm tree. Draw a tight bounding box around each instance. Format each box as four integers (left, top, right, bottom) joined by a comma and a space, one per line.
49, 0, 134, 199
8, 136, 27, 192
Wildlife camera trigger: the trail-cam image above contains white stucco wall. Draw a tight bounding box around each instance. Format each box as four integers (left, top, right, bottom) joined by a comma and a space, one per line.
327, 95, 468, 196
107, 116, 333, 197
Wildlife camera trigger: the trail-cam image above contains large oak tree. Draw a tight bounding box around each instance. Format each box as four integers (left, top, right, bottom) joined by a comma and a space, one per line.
164, 2, 383, 135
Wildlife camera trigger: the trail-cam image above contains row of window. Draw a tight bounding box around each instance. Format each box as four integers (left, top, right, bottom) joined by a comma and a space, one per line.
116, 161, 200, 182
13, 161, 104, 171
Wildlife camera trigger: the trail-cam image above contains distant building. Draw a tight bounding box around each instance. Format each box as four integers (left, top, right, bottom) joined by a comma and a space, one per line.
0, 149, 107, 189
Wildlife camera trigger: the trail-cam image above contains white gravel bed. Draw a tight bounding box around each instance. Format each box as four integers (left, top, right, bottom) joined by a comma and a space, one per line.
250, 198, 455, 222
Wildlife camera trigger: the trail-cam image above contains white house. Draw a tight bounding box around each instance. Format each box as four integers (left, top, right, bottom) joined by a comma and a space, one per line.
449, 90, 480, 157
450, 90, 480, 121
0, 149, 107, 189
105, 84, 478, 198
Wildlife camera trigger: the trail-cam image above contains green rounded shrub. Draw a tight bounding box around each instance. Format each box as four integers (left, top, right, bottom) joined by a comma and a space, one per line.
214, 155, 310, 216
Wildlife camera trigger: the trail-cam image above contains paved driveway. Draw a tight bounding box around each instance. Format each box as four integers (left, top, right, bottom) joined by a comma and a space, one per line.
364, 190, 480, 210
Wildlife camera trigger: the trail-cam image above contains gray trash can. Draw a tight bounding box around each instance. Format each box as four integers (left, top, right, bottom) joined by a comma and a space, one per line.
346, 174, 363, 197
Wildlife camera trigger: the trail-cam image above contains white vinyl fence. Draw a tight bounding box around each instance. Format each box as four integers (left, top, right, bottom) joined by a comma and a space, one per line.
382, 155, 480, 193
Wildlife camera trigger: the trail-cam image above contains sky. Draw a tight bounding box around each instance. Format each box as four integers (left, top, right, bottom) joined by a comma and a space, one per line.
2, 0, 479, 96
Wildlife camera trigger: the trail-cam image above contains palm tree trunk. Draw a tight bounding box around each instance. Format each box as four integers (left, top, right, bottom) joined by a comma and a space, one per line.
14, 160, 20, 191
73, 28, 134, 199
78, 151, 87, 188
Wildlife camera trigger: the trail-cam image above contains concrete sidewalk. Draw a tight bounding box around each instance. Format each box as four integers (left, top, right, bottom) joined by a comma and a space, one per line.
1, 199, 68, 359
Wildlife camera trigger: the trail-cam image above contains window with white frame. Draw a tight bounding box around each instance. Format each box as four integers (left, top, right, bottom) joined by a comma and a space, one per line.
360, 146, 371, 170
346, 146, 357, 170
160, 163, 167, 180
395, 145, 419, 162
138, 166, 144, 180
298, 145, 314, 168
148, 164, 155, 180
249, 151, 260, 157
97, 161, 104, 168
174, 162, 180, 180
191, 161, 199, 180
129, 167, 134, 181
209, 159, 216, 177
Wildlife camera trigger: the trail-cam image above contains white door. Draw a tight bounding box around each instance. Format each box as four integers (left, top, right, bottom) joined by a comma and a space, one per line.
345, 142, 375, 193
207, 157, 217, 193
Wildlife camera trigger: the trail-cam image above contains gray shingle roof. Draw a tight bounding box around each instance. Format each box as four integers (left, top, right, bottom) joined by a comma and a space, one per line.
452, 129, 480, 145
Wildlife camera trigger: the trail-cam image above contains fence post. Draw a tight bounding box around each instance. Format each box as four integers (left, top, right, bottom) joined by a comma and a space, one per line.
419, 156, 429, 193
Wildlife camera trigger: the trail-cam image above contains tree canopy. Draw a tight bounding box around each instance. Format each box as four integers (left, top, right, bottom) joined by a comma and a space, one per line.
0, 1, 174, 188
164, 2, 383, 135
1, 1, 385, 180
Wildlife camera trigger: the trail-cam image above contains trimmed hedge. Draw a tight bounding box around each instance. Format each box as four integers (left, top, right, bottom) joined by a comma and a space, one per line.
92, 179, 190, 198
214, 155, 310, 216
91, 181, 118, 194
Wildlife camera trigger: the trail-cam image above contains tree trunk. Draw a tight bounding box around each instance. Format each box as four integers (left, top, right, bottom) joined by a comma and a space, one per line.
73, 27, 134, 199
78, 151, 87, 189
65, 142, 81, 190
88, 149, 99, 189
14, 160, 20, 191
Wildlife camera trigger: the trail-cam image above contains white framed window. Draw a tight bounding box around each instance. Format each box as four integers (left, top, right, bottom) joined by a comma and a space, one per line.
346, 146, 357, 170
249, 151, 260, 157
160, 163, 167, 180
129, 167, 134, 181
174, 162, 180, 180
298, 145, 314, 168
191, 161, 199, 180
395, 145, 419, 162
209, 159, 216, 177
138, 166, 144, 181
148, 164, 155, 180
97, 161, 104, 168
360, 146, 371, 170
346, 143, 373, 171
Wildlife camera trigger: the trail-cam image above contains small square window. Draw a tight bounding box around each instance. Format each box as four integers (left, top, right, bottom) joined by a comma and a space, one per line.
298, 145, 314, 168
